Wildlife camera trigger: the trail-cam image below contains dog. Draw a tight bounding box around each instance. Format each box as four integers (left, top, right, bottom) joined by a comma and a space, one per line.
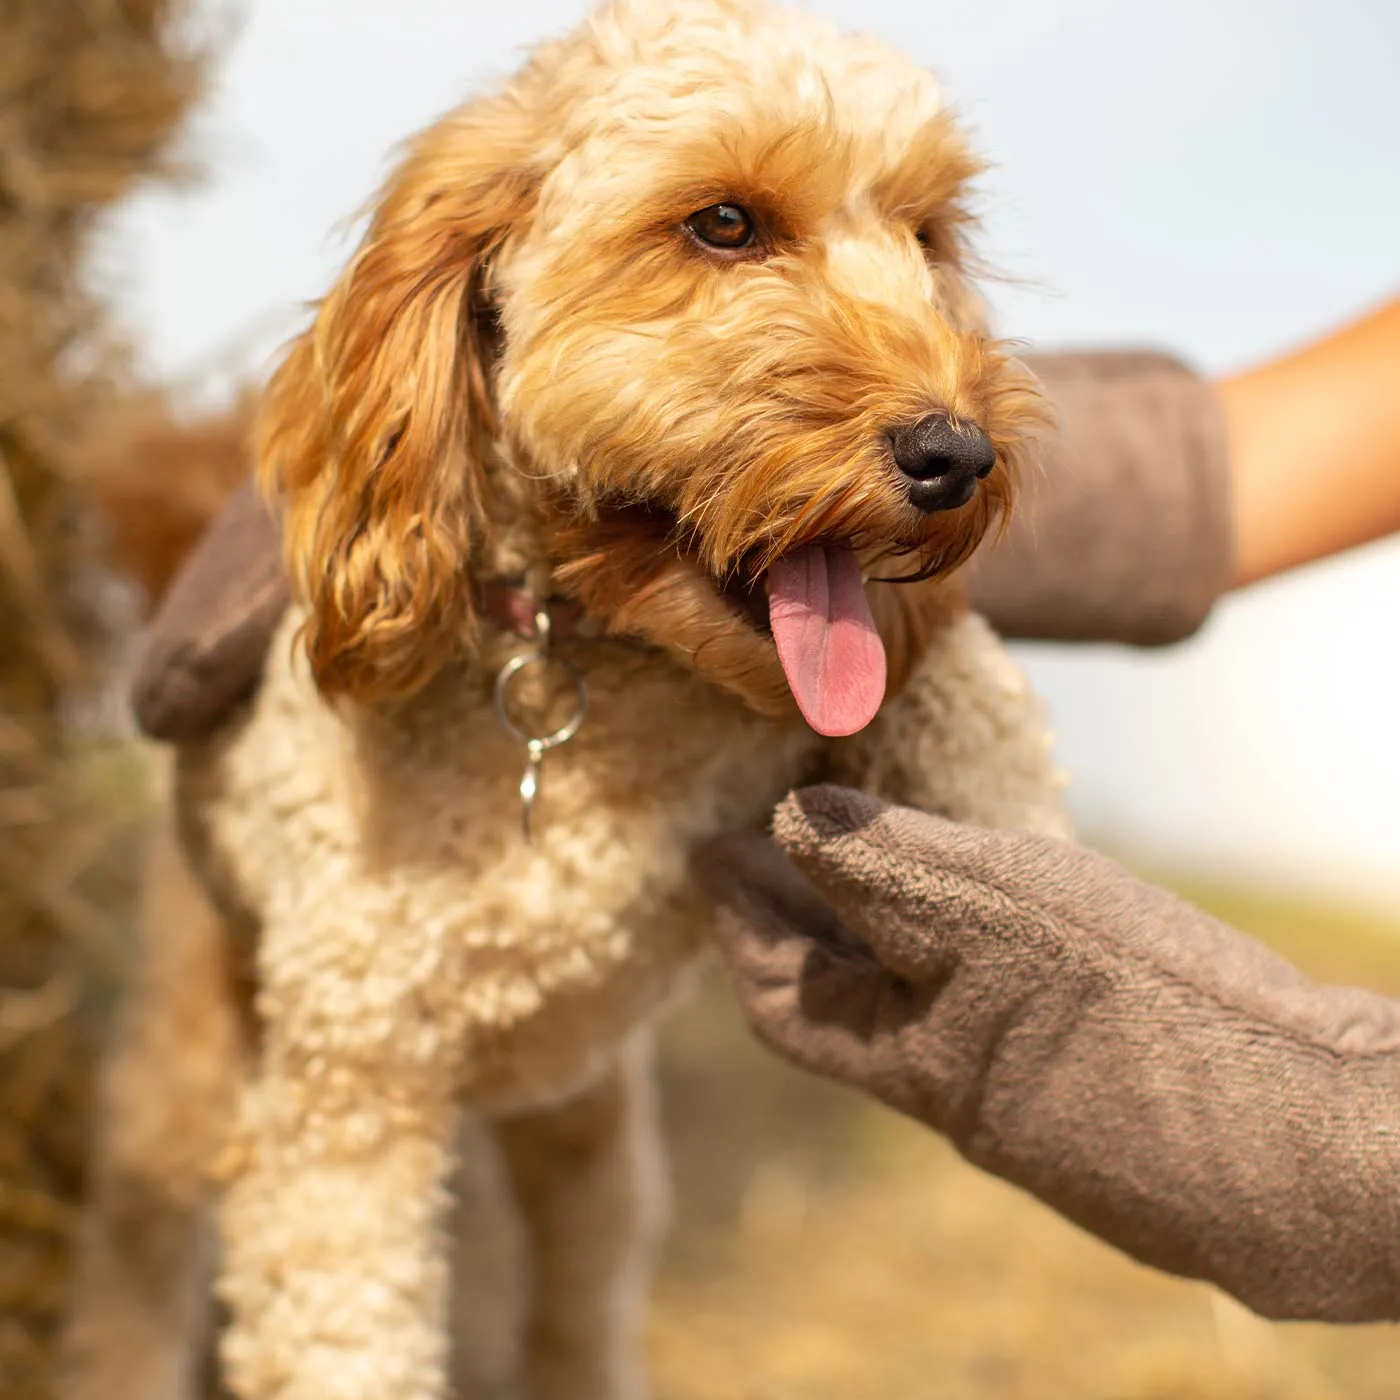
63, 2, 1070, 1397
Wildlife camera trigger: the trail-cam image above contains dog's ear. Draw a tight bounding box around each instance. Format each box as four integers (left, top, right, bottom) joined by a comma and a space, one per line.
257, 98, 537, 704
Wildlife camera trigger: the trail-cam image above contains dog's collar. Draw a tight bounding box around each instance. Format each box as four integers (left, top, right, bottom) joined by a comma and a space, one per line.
483, 574, 593, 846
477, 578, 591, 643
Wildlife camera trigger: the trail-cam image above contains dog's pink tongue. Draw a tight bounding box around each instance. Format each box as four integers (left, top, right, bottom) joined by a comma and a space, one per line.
766, 546, 887, 737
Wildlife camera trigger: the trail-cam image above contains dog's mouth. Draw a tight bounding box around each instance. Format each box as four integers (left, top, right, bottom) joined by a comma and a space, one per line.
739, 545, 886, 738
600, 502, 889, 738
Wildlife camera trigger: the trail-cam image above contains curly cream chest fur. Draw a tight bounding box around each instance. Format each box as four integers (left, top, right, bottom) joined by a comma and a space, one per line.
184, 610, 821, 1111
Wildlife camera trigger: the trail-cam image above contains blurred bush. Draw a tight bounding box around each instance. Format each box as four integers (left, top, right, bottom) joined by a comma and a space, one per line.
0, 2, 206, 1393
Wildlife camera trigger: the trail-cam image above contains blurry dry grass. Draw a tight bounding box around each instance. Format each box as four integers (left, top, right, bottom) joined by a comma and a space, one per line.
0, 2, 206, 1394
648, 884, 1400, 1400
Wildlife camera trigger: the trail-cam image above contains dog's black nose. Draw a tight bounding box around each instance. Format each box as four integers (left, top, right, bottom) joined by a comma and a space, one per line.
887, 413, 997, 513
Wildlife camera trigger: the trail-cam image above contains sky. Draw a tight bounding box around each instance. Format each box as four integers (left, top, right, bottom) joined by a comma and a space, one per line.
99, 0, 1400, 907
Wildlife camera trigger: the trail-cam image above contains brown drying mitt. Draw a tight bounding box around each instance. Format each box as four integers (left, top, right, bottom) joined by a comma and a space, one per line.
128, 478, 288, 741
700, 786, 1400, 1323
974, 350, 1232, 646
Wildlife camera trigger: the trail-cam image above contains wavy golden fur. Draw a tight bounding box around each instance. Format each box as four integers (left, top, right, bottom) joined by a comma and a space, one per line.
258, 0, 1046, 712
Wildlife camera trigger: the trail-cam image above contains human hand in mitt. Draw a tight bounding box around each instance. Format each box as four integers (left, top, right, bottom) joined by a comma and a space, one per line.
699, 786, 1400, 1323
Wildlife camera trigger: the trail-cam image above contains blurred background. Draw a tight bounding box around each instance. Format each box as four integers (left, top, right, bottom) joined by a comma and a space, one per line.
2, 1, 1397, 1397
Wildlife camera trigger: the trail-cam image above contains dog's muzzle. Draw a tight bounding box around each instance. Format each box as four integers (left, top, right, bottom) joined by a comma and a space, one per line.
888, 412, 996, 513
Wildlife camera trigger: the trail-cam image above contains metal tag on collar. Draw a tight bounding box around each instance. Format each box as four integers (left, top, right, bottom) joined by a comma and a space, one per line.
492, 600, 587, 844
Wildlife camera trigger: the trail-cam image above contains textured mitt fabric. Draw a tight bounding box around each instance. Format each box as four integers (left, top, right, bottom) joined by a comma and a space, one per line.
699, 785, 1400, 1323
129, 478, 285, 741
968, 350, 1234, 646
126, 349, 1233, 742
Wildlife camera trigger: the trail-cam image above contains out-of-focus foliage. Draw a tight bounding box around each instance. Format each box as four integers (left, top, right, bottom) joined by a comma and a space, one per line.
0, 2, 205, 1392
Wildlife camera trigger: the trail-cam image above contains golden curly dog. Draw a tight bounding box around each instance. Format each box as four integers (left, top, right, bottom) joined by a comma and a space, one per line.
64, 2, 1069, 1397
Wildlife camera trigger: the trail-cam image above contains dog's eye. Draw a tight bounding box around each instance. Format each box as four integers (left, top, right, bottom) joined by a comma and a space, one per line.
914, 225, 960, 265
686, 203, 756, 251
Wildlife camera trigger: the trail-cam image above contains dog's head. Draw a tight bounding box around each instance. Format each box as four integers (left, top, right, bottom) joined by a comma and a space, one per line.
260, 0, 1046, 736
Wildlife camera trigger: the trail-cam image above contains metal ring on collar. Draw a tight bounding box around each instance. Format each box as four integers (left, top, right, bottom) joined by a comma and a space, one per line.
492, 650, 588, 752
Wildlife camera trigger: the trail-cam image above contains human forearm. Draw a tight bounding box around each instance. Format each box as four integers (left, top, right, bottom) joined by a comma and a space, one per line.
1218, 292, 1400, 587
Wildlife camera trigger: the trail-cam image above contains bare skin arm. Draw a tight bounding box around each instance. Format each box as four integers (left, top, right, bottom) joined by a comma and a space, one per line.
1220, 290, 1400, 587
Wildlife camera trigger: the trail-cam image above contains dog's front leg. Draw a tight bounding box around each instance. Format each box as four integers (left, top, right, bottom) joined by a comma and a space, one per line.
489, 1035, 665, 1400
831, 606, 1072, 838
215, 910, 462, 1400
